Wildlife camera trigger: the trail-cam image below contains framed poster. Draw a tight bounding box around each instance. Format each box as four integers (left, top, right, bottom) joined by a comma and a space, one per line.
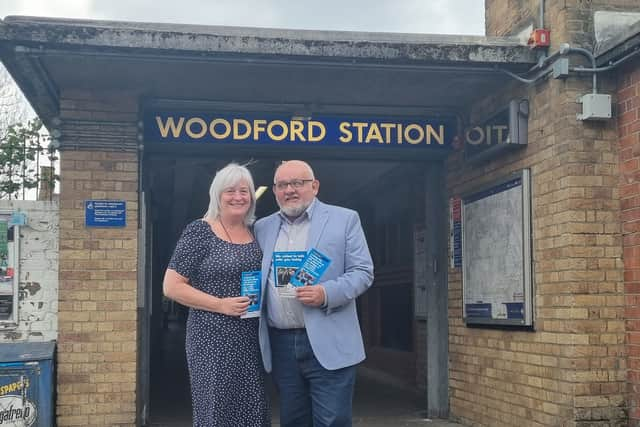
0, 211, 19, 325
462, 169, 533, 326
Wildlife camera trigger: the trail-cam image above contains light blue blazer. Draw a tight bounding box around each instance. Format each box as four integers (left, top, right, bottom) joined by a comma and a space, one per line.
254, 199, 374, 371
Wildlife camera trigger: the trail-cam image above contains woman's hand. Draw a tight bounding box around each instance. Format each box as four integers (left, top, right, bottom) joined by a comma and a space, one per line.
217, 296, 251, 317
164, 270, 251, 316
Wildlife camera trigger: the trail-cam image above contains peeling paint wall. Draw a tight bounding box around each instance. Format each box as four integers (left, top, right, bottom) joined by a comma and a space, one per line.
0, 200, 58, 343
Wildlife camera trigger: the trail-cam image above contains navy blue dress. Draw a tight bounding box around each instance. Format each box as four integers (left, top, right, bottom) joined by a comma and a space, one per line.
168, 220, 269, 427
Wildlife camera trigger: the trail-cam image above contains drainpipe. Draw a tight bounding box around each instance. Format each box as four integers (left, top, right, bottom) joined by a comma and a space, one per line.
536, 0, 547, 63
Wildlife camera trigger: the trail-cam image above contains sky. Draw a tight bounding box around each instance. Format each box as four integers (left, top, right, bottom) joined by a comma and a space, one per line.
1, 0, 485, 35
1, 0, 486, 120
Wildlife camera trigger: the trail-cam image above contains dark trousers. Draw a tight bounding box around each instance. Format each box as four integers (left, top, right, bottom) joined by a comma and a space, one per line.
269, 328, 356, 427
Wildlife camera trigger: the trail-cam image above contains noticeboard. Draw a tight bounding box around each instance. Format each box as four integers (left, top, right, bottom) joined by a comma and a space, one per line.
462, 169, 533, 327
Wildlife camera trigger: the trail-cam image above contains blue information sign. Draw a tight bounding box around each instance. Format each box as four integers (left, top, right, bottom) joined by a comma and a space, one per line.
450, 197, 462, 268
465, 303, 492, 318
85, 200, 126, 228
453, 222, 462, 267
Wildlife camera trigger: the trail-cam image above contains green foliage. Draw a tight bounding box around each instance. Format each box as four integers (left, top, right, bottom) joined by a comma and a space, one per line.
0, 118, 56, 200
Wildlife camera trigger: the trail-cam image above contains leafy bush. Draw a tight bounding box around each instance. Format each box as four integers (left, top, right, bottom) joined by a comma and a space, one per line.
0, 118, 57, 200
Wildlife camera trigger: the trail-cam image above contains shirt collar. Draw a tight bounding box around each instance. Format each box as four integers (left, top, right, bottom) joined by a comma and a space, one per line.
278, 198, 317, 224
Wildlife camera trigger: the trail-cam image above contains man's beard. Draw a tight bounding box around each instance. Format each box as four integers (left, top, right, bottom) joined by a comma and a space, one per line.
279, 201, 310, 218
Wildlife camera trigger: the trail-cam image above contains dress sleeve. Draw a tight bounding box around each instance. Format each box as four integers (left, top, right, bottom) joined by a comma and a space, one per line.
167, 221, 208, 279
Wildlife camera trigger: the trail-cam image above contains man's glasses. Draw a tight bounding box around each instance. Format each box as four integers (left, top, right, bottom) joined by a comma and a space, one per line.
273, 179, 314, 191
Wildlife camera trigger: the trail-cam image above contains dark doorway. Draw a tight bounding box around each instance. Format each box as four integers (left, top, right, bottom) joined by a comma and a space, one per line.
142, 155, 436, 425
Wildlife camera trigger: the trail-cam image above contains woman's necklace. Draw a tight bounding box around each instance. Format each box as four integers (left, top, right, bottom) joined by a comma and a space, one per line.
218, 220, 236, 244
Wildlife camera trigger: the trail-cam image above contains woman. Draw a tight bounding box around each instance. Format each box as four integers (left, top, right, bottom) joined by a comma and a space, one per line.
163, 163, 270, 427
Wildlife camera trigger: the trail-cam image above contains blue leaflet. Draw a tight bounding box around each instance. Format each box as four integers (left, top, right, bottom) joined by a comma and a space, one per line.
290, 249, 331, 288
240, 271, 261, 318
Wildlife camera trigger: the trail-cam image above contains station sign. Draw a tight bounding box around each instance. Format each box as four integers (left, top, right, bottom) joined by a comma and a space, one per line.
464, 99, 529, 164
144, 112, 456, 151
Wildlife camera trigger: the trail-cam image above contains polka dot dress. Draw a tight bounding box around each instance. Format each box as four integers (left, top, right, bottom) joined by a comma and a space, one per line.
168, 220, 270, 427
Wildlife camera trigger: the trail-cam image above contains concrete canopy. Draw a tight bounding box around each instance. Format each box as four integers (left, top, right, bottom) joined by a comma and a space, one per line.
595, 18, 640, 66
0, 16, 538, 128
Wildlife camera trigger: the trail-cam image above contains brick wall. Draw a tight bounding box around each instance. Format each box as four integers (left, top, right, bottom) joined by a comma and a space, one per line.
447, 77, 625, 427
447, 1, 639, 426
461, 5, 622, 427
618, 58, 640, 427
56, 91, 139, 426
485, 0, 536, 37
0, 200, 58, 343
486, 0, 640, 48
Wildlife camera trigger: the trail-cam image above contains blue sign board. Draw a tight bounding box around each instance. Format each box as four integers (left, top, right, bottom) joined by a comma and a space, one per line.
453, 222, 462, 267
505, 302, 524, 319
465, 303, 492, 318
450, 197, 462, 268
85, 200, 126, 228
144, 112, 456, 150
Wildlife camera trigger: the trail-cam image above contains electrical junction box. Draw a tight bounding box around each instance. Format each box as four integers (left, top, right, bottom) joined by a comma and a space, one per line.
552, 58, 569, 79
577, 94, 612, 121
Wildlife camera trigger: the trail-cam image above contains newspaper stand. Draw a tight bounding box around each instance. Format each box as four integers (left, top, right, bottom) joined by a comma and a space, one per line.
0, 341, 55, 426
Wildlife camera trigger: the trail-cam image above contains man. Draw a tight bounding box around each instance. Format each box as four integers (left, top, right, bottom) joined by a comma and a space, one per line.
255, 160, 374, 427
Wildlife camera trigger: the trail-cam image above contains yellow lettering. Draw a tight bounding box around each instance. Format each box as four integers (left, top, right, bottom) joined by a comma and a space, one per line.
290, 121, 306, 142
210, 119, 231, 139
365, 123, 384, 143
267, 120, 288, 141
466, 127, 484, 145
339, 122, 352, 143
156, 116, 184, 138
308, 121, 326, 142
494, 125, 508, 144
0, 380, 25, 396
253, 120, 267, 140
380, 123, 395, 143
158, 115, 449, 147
232, 119, 250, 140
185, 117, 207, 139
352, 122, 367, 143
404, 124, 424, 145
426, 125, 444, 145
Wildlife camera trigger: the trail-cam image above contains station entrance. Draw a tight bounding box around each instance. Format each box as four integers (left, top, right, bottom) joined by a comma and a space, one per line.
138, 146, 449, 425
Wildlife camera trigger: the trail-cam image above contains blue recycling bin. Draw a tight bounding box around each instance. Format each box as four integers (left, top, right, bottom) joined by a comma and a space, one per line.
0, 341, 55, 427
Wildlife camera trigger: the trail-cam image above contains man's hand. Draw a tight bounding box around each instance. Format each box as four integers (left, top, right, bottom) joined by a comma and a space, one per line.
296, 285, 326, 307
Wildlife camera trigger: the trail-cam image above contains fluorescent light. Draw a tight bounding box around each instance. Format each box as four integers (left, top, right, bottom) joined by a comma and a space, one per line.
255, 186, 268, 200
